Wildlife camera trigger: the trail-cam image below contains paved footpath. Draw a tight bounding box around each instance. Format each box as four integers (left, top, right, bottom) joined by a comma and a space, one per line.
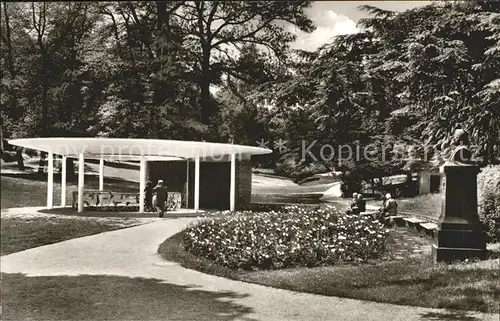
1, 218, 497, 321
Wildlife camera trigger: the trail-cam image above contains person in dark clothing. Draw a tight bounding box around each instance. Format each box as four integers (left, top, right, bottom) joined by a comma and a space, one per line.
153, 180, 168, 218
377, 193, 398, 225
356, 193, 366, 213
340, 181, 348, 198
144, 180, 153, 212
346, 193, 366, 215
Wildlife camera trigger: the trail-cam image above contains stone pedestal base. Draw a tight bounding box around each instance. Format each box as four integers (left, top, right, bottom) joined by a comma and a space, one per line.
432, 245, 488, 262
433, 162, 487, 263
432, 229, 487, 263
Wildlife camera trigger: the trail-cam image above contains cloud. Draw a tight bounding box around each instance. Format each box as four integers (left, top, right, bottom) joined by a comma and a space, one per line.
291, 1, 431, 52
291, 9, 359, 51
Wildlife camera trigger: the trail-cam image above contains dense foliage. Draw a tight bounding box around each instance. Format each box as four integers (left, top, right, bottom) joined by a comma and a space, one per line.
253, 1, 500, 181
0, 1, 313, 140
182, 205, 389, 270
478, 166, 500, 242
1, 1, 499, 181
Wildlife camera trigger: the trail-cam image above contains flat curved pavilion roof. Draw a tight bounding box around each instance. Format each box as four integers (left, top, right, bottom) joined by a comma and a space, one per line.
8, 137, 272, 160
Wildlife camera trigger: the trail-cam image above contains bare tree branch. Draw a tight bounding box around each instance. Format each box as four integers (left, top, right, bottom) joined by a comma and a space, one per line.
211, 19, 273, 48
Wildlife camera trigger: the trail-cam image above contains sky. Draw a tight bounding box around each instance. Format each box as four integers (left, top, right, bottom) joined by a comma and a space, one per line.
212, 1, 431, 94
292, 1, 432, 51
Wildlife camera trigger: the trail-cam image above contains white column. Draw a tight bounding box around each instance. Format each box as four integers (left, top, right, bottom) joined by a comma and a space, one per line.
185, 159, 189, 208
61, 155, 67, 207
139, 157, 146, 212
194, 156, 200, 212
230, 153, 236, 211
78, 153, 85, 213
47, 151, 54, 209
99, 158, 104, 191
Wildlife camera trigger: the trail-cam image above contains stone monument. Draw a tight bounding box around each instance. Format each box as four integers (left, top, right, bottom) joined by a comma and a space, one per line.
432, 128, 487, 262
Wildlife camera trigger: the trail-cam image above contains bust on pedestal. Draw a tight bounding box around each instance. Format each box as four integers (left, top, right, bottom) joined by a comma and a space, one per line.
432, 129, 487, 262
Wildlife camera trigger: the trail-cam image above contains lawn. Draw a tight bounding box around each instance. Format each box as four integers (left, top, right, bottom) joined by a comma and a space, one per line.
1, 216, 143, 256
240, 257, 500, 313
1, 273, 252, 321
158, 228, 500, 314
1, 170, 144, 255
1, 174, 139, 210
367, 193, 442, 221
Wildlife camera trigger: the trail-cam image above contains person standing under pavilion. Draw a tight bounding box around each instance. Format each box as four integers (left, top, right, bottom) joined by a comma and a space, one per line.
153, 180, 168, 218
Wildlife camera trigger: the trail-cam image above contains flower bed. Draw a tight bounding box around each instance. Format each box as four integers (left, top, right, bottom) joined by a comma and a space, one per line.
182, 205, 389, 270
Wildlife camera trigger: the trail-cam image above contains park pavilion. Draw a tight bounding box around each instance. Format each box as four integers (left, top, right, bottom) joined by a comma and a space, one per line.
8, 138, 272, 213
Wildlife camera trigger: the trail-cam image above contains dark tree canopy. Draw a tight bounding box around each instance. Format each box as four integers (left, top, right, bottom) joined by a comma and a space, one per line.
1, 1, 499, 177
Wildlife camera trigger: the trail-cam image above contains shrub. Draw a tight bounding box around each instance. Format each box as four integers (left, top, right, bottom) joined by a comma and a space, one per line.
273, 158, 297, 178
240, 203, 320, 213
182, 205, 389, 270
478, 166, 500, 242
293, 163, 330, 183
274, 158, 329, 182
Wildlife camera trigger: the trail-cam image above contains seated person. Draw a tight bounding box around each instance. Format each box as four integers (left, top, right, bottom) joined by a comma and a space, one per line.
378, 193, 398, 223
356, 193, 366, 213
340, 182, 348, 198
346, 192, 359, 214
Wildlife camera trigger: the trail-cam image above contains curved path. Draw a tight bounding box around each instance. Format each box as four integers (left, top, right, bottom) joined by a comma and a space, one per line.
1, 217, 496, 321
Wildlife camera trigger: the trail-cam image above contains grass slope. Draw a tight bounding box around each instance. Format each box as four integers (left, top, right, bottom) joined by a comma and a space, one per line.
1, 217, 142, 256
1, 175, 139, 210
1, 171, 143, 256
158, 229, 500, 313
366, 194, 442, 221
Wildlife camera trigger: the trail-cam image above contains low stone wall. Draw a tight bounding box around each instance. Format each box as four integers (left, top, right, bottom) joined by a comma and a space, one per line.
360, 210, 438, 239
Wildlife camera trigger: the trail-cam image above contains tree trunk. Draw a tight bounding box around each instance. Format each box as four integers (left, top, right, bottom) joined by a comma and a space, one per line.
41, 57, 49, 136
32, 3, 49, 137
2, 3, 20, 135
200, 77, 212, 124
200, 46, 212, 125
0, 121, 3, 154
156, 1, 167, 37
147, 1, 169, 139
16, 148, 25, 171
3, 3, 15, 77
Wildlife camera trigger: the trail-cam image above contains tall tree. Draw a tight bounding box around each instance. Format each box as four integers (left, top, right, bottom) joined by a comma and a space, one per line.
1, 2, 24, 169
255, 0, 500, 182
359, 1, 500, 166
172, 1, 315, 127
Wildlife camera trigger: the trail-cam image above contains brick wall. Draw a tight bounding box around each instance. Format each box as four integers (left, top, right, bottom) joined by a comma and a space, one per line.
236, 157, 252, 208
